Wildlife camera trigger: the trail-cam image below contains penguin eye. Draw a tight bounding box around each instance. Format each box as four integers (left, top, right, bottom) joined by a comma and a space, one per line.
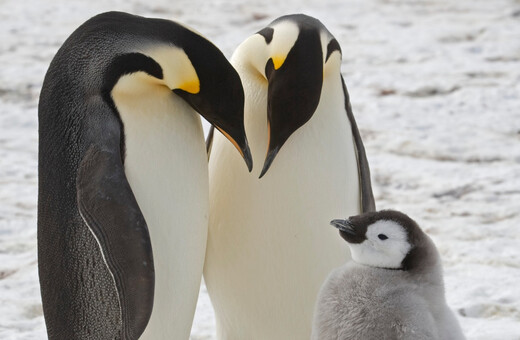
378, 234, 388, 240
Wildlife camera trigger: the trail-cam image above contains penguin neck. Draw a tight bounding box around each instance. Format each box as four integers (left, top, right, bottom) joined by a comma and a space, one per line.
113, 82, 208, 220
111, 77, 209, 339
232, 59, 349, 181
231, 60, 269, 173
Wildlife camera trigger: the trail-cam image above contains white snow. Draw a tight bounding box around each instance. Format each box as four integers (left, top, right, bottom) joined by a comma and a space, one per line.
1, 0, 519, 339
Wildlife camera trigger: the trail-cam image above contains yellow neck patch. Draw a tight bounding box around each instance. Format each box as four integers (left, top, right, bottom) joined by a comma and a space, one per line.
271, 55, 286, 70
179, 80, 200, 94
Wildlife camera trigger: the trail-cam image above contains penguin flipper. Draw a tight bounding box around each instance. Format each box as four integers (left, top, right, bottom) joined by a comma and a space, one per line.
341, 76, 376, 212
77, 144, 154, 339
206, 125, 215, 159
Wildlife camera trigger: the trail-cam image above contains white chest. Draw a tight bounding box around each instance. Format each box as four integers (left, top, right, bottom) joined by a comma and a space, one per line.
113, 78, 209, 339
205, 70, 361, 339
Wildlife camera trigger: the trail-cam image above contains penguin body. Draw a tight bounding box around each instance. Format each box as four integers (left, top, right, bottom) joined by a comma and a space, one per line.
312, 211, 465, 340
38, 12, 250, 339
204, 15, 374, 339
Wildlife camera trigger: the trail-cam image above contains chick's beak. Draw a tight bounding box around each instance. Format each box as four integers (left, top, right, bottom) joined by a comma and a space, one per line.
330, 219, 356, 236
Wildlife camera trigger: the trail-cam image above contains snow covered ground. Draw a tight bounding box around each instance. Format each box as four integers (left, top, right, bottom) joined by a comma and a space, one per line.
1, 0, 519, 339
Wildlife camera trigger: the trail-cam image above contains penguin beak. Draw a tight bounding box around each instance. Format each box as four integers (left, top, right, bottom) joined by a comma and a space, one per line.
173, 69, 253, 172
330, 218, 365, 244
330, 219, 356, 235
259, 29, 324, 178
214, 126, 253, 172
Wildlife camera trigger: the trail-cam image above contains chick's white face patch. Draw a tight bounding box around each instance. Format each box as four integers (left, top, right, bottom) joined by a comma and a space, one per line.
349, 220, 412, 269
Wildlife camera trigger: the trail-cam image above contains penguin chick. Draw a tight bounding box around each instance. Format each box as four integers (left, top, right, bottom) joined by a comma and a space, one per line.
312, 210, 465, 340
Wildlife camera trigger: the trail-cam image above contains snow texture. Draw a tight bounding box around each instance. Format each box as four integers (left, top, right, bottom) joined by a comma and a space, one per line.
1, 0, 519, 339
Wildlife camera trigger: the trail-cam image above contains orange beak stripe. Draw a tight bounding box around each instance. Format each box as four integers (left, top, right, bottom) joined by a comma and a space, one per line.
216, 127, 244, 158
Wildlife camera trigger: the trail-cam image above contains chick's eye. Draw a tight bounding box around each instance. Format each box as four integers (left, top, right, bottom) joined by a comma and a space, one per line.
378, 234, 388, 240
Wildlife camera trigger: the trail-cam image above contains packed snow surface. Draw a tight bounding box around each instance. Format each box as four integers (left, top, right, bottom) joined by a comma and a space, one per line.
1, 0, 519, 339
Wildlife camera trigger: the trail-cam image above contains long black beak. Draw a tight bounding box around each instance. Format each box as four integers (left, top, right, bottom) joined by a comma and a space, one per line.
173, 53, 253, 172
214, 126, 253, 172
171, 30, 253, 172
175, 87, 253, 172
330, 219, 356, 236
259, 27, 323, 178
259, 142, 279, 179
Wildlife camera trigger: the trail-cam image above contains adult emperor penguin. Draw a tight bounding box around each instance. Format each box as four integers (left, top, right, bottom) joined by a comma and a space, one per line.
312, 211, 465, 340
204, 14, 375, 339
38, 11, 251, 340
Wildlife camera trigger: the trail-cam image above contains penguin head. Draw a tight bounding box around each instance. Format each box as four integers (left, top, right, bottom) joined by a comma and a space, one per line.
331, 210, 435, 271
232, 14, 342, 177
170, 33, 253, 171
105, 19, 252, 171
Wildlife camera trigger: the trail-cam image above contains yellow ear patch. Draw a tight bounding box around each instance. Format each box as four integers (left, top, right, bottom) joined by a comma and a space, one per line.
179, 80, 200, 94
143, 46, 201, 94
271, 55, 286, 70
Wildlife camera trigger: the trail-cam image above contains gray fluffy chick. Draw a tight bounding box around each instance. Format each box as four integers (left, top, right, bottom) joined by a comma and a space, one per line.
312, 210, 465, 340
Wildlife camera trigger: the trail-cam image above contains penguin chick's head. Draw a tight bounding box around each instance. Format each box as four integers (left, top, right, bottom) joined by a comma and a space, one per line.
232, 14, 342, 177
331, 210, 434, 271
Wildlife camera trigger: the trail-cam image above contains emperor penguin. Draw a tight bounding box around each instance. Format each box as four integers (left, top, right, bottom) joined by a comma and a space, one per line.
312, 210, 465, 340
38, 11, 252, 340
204, 14, 375, 339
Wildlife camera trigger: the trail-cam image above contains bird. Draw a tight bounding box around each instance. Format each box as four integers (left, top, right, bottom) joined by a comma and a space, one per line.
204, 14, 375, 339
312, 210, 465, 340
37, 11, 251, 340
